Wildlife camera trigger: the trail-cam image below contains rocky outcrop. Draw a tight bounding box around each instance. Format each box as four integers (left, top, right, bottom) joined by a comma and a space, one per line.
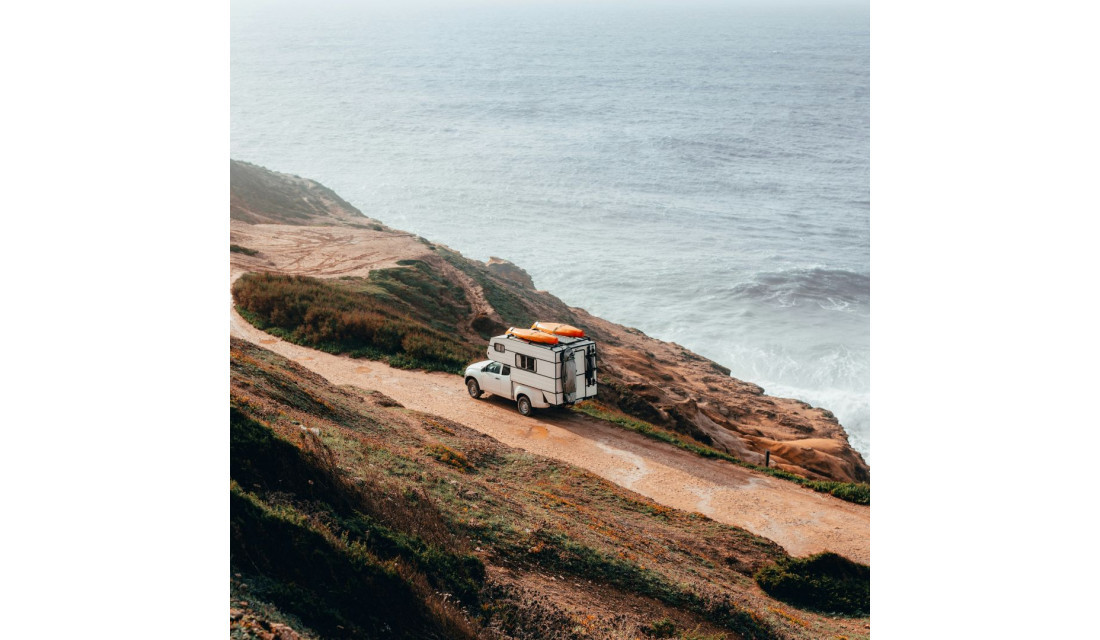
486, 257, 536, 289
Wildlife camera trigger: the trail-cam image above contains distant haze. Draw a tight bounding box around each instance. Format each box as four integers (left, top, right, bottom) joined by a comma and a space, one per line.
232, 2, 870, 460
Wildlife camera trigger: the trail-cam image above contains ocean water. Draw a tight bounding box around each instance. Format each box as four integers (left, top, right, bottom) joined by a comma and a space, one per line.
231, 2, 870, 462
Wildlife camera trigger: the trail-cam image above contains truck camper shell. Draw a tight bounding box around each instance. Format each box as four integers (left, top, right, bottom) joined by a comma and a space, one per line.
486, 331, 598, 407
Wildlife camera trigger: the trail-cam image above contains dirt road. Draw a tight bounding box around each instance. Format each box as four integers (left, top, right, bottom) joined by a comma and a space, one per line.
230, 306, 870, 564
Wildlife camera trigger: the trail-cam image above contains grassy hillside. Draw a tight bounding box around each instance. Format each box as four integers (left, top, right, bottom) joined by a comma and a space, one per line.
233, 266, 481, 373
230, 159, 375, 226
230, 338, 869, 639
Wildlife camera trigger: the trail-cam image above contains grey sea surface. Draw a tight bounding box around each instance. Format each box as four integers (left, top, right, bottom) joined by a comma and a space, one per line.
231, 2, 870, 461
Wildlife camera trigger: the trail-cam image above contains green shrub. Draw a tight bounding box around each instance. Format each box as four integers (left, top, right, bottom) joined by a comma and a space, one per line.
232, 272, 480, 373
230, 244, 259, 256
643, 617, 677, 637
754, 552, 869, 616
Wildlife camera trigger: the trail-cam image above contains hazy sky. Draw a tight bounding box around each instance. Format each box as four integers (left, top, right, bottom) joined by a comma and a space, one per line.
232, 0, 867, 14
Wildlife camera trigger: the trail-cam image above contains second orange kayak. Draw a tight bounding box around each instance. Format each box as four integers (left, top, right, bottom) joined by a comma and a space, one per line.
531, 321, 585, 338
507, 327, 559, 344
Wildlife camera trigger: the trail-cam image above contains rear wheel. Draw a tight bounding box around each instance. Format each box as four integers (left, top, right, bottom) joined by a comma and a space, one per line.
517, 395, 533, 417
466, 378, 482, 398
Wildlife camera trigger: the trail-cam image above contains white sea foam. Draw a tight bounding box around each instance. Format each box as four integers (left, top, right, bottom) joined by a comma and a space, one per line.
819, 297, 852, 312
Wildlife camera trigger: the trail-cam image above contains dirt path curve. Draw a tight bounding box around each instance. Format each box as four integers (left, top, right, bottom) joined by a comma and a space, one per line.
230, 307, 870, 564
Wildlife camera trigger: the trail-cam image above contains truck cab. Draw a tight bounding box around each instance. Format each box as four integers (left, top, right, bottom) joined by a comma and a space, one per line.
473, 360, 511, 397
464, 359, 549, 416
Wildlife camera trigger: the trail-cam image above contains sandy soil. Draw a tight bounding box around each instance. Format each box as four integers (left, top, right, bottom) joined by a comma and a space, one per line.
229, 221, 430, 279
230, 302, 869, 564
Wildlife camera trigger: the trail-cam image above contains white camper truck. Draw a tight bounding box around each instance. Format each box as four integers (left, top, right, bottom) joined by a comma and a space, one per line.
464, 328, 597, 416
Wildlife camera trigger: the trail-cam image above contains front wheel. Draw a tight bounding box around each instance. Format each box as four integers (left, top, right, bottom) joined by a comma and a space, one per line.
517, 395, 533, 417
467, 378, 482, 398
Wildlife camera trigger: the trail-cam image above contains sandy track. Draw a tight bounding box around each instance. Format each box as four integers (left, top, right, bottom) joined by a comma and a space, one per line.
230, 308, 869, 564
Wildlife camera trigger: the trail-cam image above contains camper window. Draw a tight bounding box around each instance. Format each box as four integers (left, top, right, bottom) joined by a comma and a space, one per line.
516, 354, 536, 372
494, 343, 505, 353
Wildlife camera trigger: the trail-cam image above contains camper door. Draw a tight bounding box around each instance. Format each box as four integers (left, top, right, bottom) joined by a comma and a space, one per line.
562, 349, 577, 403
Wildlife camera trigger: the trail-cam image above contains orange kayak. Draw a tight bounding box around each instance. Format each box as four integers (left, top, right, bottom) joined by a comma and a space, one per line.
507, 327, 559, 344
531, 321, 585, 338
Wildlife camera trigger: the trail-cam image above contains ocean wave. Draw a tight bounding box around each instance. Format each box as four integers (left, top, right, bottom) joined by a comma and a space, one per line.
730, 268, 869, 309
720, 341, 867, 390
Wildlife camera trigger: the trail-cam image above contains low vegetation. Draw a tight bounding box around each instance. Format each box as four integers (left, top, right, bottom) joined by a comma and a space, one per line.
438, 248, 548, 328
230, 159, 369, 225
230, 244, 259, 256
232, 253, 562, 370
231, 338, 869, 639
573, 401, 870, 506
232, 268, 481, 373
754, 553, 870, 617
